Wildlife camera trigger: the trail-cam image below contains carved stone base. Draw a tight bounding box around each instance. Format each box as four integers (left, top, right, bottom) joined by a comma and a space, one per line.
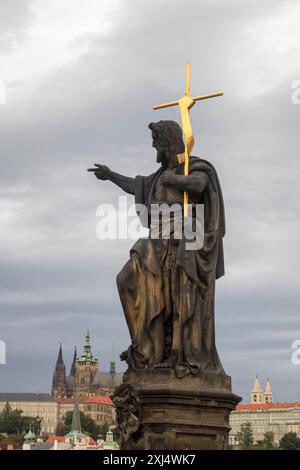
113, 369, 241, 450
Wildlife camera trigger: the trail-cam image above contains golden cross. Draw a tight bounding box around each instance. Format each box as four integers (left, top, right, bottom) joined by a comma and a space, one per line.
153, 63, 223, 216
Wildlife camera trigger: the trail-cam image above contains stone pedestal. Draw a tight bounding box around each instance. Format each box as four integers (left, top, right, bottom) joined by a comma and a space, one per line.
113, 369, 241, 450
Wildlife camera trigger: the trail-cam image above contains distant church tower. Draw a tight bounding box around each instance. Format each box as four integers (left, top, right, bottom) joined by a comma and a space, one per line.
74, 330, 98, 396
70, 346, 77, 377
251, 375, 263, 404
110, 345, 116, 375
51, 344, 67, 398
264, 378, 273, 403
51, 331, 122, 398
109, 345, 116, 387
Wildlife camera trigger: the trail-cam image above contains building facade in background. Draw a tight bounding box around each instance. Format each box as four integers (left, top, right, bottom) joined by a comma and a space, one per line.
51, 330, 123, 399
0, 393, 116, 437
22, 399, 118, 450
230, 377, 300, 445
57, 395, 116, 427
0, 393, 57, 435
0, 333, 121, 437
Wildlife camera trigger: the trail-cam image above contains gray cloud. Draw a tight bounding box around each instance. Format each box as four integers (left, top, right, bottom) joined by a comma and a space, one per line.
0, 0, 33, 52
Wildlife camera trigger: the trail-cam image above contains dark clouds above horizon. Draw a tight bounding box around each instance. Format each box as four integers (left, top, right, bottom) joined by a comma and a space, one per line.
1, 0, 300, 402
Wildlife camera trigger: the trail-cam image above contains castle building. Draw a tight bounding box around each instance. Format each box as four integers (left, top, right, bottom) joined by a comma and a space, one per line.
51, 330, 123, 399
0, 393, 57, 435
0, 393, 116, 440
229, 377, 300, 446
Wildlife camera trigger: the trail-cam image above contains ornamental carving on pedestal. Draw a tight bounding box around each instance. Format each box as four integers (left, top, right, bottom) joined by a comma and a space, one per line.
113, 383, 141, 442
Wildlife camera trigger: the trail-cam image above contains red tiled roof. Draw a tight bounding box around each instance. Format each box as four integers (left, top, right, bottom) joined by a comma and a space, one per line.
88, 437, 97, 445
55, 395, 112, 405
47, 436, 65, 442
236, 402, 300, 412
83, 395, 112, 405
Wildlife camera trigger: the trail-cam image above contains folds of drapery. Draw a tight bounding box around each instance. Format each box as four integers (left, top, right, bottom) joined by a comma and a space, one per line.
116, 156, 225, 375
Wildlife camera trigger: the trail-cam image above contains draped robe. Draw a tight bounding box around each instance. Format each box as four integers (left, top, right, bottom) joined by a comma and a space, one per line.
117, 156, 226, 376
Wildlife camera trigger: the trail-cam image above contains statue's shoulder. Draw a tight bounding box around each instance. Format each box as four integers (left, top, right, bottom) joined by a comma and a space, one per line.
144, 171, 159, 185
135, 171, 157, 185
189, 156, 217, 174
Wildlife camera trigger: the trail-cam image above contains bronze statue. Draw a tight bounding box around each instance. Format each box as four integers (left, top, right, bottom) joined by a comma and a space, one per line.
88, 65, 241, 450
88, 119, 225, 378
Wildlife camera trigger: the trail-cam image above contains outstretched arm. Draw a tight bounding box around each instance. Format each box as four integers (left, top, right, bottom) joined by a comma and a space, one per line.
87, 164, 135, 195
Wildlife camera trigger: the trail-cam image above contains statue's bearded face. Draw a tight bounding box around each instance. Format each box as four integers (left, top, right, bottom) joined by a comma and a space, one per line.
149, 120, 185, 166
151, 129, 167, 164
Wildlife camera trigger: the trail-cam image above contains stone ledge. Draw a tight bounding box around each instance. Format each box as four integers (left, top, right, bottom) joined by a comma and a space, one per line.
114, 369, 241, 450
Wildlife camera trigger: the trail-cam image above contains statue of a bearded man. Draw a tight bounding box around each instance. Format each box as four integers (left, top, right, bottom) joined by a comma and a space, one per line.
90, 120, 225, 378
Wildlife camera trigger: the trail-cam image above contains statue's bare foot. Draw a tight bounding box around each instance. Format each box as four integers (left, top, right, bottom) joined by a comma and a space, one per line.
154, 349, 179, 368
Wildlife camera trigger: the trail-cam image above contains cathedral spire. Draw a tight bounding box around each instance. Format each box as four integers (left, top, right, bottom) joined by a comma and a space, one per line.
86, 329, 90, 344
52, 344, 67, 398
78, 329, 98, 364
251, 375, 263, 404
84, 329, 91, 356
71, 399, 82, 433
110, 345, 116, 375
64, 397, 86, 446
70, 346, 77, 376
57, 343, 63, 364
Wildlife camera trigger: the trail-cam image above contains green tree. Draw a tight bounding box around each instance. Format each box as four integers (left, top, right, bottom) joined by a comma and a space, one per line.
0, 403, 23, 435
0, 402, 42, 436
236, 422, 254, 449
0, 434, 7, 450
60, 411, 101, 440
262, 431, 274, 449
56, 422, 70, 436
279, 432, 300, 450
6, 434, 24, 450
111, 426, 120, 445
99, 422, 109, 436
22, 416, 42, 436
3, 401, 11, 414
0, 433, 24, 450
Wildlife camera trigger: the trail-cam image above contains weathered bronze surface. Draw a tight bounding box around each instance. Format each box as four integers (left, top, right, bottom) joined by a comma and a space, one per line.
88, 119, 241, 449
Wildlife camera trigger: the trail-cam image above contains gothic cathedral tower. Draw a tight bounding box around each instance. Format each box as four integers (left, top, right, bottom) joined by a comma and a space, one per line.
51, 344, 67, 398
74, 330, 98, 396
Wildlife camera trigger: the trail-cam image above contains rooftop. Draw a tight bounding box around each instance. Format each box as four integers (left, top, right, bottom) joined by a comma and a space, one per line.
47, 436, 65, 443
83, 395, 112, 405
235, 402, 300, 412
56, 395, 113, 405
0, 393, 54, 402
55, 397, 81, 404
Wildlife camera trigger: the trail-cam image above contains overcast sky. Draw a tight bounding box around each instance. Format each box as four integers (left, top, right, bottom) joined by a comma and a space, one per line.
0, 0, 300, 402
